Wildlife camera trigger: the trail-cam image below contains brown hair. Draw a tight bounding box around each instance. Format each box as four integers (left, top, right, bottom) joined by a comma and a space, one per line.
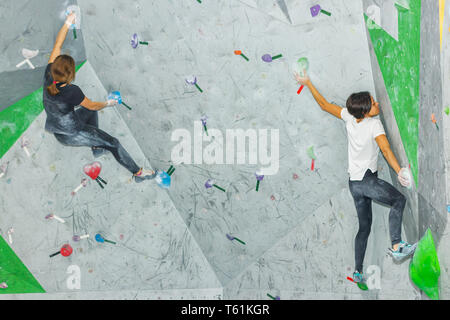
46, 55, 76, 96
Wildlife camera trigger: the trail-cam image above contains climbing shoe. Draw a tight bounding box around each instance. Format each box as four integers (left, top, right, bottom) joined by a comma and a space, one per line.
388, 241, 417, 261
134, 168, 158, 183
353, 271, 364, 283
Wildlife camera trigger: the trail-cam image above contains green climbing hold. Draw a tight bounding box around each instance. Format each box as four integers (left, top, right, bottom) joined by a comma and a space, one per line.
357, 282, 368, 291
409, 228, 440, 300
307, 146, 316, 160
445, 107, 449, 116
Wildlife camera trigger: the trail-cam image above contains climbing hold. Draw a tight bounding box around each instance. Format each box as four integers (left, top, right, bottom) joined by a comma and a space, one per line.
293, 173, 299, 180
445, 107, 449, 115
307, 146, 317, 171
20, 137, 31, 157
431, 113, 439, 130
131, 33, 149, 48
83, 162, 107, 189
0, 162, 8, 179
95, 233, 116, 245
201, 115, 208, 136
267, 293, 280, 300
49, 244, 73, 258
205, 179, 226, 192
234, 50, 249, 61
310, 4, 331, 17
72, 234, 89, 242
71, 178, 88, 196
16, 48, 39, 70
186, 75, 203, 92
0, 282, 7, 289
255, 170, 264, 191
45, 213, 65, 224
155, 170, 171, 188
226, 233, 246, 245
409, 228, 440, 300
261, 54, 283, 63
108, 91, 132, 110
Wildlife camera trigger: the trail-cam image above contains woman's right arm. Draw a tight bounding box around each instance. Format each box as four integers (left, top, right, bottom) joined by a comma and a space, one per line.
294, 71, 342, 119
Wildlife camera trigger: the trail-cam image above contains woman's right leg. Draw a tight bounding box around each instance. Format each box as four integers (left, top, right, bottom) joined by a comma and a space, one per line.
54, 125, 141, 175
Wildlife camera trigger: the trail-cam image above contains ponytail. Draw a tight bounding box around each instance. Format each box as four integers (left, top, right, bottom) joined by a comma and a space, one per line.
47, 81, 60, 96
46, 54, 75, 96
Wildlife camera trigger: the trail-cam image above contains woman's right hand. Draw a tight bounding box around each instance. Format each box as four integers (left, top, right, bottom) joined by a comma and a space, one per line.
293, 70, 311, 86
65, 12, 76, 27
106, 99, 118, 107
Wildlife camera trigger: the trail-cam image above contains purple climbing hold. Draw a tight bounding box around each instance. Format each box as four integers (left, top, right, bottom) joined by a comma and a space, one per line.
131, 33, 139, 49
310, 4, 321, 17
262, 54, 272, 63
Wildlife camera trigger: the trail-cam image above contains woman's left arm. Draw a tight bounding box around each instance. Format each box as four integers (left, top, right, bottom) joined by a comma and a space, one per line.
48, 12, 76, 64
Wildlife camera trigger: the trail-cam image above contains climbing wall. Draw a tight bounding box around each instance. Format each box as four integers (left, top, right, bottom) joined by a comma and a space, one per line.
0, 0, 443, 299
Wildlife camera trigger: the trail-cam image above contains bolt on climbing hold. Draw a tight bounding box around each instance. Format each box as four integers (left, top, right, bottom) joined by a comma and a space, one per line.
71, 178, 88, 196
234, 50, 249, 61
267, 293, 280, 300
16, 48, 39, 69
0, 282, 7, 289
226, 233, 246, 245
0, 162, 9, 179
186, 75, 203, 92
255, 170, 264, 191
445, 107, 449, 115
73, 234, 89, 242
50, 244, 73, 258
201, 115, 208, 136
155, 170, 171, 188
307, 146, 317, 171
7, 228, 14, 244
45, 213, 66, 224
20, 137, 31, 157
310, 4, 331, 17
131, 33, 149, 48
431, 113, 439, 130
95, 233, 116, 245
205, 179, 226, 192
261, 54, 283, 63
84, 161, 107, 189
108, 91, 132, 110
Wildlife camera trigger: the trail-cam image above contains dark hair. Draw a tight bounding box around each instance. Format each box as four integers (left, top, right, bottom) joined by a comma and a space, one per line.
346, 91, 372, 119
46, 55, 75, 96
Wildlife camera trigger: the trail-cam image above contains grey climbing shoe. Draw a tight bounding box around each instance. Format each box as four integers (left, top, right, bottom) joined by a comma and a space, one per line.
134, 169, 158, 183
388, 241, 417, 261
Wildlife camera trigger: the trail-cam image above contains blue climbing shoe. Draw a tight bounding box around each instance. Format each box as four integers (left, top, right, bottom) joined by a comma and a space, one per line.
389, 241, 417, 261
353, 271, 364, 283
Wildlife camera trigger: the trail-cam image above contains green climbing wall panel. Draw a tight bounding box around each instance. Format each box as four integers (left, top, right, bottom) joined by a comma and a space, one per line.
409, 228, 440, 300
0, 235, 45, 294
365, 0, 421, 185
0, 60, 86, 160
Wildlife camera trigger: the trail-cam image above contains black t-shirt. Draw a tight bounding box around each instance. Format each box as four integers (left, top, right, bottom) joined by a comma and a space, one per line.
43, 63, 86, 134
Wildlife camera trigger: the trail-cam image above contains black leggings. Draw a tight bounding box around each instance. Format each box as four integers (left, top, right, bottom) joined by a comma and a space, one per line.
53, 107, 141, 175
349, 169, 406, 273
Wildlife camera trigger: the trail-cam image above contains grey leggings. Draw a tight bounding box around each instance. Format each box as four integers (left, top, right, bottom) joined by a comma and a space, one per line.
53, 107, 141, 175
349, 169, 406, 273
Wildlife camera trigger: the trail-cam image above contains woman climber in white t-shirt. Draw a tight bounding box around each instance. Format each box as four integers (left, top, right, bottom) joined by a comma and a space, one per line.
294, 71, 417, 284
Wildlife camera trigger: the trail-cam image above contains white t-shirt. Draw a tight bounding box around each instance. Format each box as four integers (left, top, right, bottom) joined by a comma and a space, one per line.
341, 108, 386, 181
